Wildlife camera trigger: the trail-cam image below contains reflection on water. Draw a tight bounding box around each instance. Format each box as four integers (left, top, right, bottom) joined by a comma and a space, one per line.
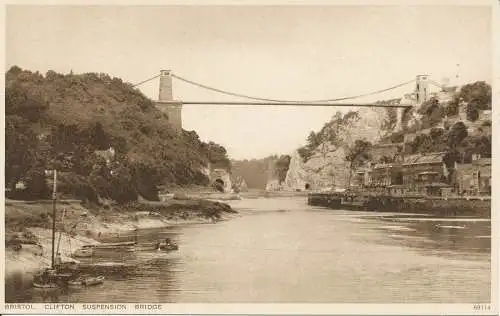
6, 197, 491, 303
368, 214, 491, 260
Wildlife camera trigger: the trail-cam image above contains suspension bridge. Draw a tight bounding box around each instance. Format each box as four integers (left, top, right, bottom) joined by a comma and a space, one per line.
132, 70, 447, 130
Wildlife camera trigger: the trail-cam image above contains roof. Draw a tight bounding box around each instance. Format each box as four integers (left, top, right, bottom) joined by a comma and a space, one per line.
403, 152, 445, 165
425, 183, 452, 188
456, 162, 492, 174
373, 163, 401, 169
418, 171, 439, 175
455, 163, 475, 172
472, 158, 491, 166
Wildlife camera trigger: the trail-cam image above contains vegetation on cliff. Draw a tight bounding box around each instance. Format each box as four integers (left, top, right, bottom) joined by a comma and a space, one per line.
5, 66, 230, 203
297, 81, 491, 165
298, 111, 361, 162
288, 81, 491, 188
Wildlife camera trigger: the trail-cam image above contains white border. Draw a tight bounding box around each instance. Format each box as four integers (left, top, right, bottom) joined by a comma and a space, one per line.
1, 0, 498, 315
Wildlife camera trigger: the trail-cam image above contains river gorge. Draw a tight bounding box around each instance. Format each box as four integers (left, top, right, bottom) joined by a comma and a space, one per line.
5, 196, 491, 303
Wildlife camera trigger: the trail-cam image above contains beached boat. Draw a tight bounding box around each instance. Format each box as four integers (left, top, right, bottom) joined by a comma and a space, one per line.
72, 245, 94, 257
33, 282, 59, 289
32, 269, 73, 288
93, 242, 135, 252
68, 275, 105, 287
93, 241, 136, 248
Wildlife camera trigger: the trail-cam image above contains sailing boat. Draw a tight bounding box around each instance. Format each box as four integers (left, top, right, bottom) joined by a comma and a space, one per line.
32, 170, 73, 288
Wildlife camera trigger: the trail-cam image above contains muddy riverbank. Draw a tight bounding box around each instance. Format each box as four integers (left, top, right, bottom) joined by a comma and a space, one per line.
4, 197, 237, 277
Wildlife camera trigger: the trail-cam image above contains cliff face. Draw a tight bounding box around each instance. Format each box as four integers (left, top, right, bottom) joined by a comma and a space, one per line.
283, 108, 391, 190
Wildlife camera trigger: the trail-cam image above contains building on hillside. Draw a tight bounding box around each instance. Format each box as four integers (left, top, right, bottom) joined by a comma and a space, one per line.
403, 124, 446, 143
401, 152, 450, 194
455, 156, 491, 196
370, 163, 403, 187
479, 110, 492, 121
387, 184, 408, 196
428, 88, 456, 103
352, 167, 372, 188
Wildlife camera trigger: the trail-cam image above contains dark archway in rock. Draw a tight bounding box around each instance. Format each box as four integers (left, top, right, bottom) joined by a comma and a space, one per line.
213, 178, 225, 192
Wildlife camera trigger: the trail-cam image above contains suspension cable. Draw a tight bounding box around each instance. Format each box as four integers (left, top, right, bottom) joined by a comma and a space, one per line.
132, 73, 161, 88
428, 79, 446, 90
171, 73, 416, 103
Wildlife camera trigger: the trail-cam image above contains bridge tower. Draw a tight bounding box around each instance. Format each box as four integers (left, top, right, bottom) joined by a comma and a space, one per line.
155, 70, 183, 132
415, 74, 429, 104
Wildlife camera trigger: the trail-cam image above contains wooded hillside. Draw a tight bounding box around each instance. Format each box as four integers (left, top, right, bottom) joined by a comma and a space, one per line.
5, 66, 230, 202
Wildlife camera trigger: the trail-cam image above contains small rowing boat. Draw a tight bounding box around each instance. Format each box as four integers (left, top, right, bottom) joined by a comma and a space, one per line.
72, 246, 94, 258
159, 243, 179, 251
68, 275, 105, 287
33, 282, 59, 289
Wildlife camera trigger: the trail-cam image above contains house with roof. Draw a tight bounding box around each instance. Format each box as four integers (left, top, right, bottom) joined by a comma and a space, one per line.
455, 155, 491, 196
401, 152, 452, 196
352, 167, 372, 188
370, 163, 403, 187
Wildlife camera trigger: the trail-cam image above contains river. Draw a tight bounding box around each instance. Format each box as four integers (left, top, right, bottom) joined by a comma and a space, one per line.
6, 196, 491, 303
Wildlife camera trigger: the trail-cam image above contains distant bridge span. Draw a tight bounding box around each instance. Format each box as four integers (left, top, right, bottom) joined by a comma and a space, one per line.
135, 70, 440, 130
157, 100, 412, 108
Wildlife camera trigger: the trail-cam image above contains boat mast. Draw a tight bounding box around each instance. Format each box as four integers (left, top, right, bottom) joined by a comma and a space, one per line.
51, 169, 57, 269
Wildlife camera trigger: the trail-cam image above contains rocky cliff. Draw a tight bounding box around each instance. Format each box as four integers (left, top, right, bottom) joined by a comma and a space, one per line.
283, 107, 393, 191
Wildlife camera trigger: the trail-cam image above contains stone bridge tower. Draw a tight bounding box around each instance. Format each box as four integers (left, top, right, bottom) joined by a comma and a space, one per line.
415, 74, 429, 105
394, 74, 429, 131
155, 70, 183, 132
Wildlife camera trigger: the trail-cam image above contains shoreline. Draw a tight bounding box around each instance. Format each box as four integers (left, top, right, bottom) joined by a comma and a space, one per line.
5, 195, 238, 278
307, 192, 491, 218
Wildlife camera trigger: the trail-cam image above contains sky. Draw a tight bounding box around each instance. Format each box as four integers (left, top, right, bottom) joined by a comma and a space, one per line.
6, 5, 492, 160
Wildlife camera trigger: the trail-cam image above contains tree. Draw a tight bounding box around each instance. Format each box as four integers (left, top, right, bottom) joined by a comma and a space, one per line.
459, 81, 491, 108
274, 155, 291, 182
466, 103, 480, 121
458, 82, 491, 121
447, 122, 468, 148
91, 122, 110, 150
379, 156, 394, 163
206, 142, 231, 170
5, 82, 48, 122
109, 164, 138, 203
345, 140, 372, 187
306, 131, 322, 149
24, 161, 51, 200
5, 115, 39, 189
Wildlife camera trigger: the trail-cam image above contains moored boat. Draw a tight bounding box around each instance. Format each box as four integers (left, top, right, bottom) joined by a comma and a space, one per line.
159, 243, 179, 251
32, 268, 73, 289
72, 245, 94, 258
33, 282, 59, 289
68, 275, 105, 287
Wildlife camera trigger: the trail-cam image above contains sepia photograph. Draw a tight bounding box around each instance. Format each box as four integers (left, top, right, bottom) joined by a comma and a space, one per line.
2, 1, 498, 314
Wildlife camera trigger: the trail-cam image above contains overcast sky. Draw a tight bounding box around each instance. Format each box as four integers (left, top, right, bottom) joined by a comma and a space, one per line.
6, 5, 492, 160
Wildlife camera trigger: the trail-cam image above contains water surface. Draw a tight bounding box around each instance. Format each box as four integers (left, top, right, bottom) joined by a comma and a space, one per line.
6, 197, 491, 303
